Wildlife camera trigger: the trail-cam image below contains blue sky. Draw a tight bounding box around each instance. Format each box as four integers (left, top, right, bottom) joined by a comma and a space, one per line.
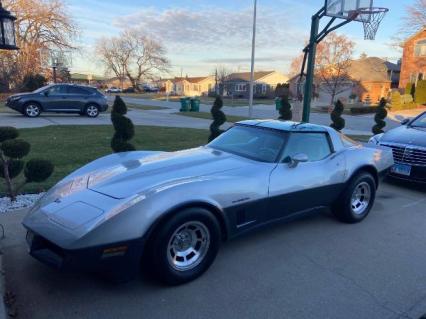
67, 0, 411, 77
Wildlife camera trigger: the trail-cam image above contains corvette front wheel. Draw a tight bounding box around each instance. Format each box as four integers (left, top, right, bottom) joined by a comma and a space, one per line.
149, 208, 221, 285
332, 172, 376, 224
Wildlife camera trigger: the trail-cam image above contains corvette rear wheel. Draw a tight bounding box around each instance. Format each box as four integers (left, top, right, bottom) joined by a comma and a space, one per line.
332, 172, 376, 224
149, 208, 221, 285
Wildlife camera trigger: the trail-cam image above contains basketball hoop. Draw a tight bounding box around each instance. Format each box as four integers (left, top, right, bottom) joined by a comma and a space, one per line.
357, 7, 389, 40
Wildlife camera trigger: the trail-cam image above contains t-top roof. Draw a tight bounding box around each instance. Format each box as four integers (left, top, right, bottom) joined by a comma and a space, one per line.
236, 120, 329, 132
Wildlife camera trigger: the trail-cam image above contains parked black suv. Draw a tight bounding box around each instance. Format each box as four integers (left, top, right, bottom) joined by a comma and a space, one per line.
6, 84, 109, 117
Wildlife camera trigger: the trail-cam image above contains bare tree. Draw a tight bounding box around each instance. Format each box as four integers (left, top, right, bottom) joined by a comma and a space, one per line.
214, 65, 231, 95
1, 0, 77, 90
96, 29, 169, 91
316, 33, 355, 107
393, 0, 426, 46
289, 33, 354, 106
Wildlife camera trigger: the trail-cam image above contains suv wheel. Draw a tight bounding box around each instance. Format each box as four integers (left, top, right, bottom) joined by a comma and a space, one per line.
85, 104, 99, 118
24, 103, 41, 117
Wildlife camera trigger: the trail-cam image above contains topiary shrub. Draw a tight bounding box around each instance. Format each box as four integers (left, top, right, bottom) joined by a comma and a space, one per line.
390, 91, 402, 110
401, 94, 414, 104
405, 82, 412, 95
110, 96, 135, 153
208, 96, 227, 142
372, 98, 388, 134
0, 127, 54, 201
278, 95, 292, 121
330, 100, 345, 132
415, 80, 426, 104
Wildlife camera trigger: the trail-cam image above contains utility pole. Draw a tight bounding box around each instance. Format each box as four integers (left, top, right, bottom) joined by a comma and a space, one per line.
248, 0, 257, 118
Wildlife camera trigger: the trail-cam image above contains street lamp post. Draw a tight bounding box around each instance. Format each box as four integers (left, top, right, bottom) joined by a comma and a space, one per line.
0, 0, 18, 51
248, 0, 257, 118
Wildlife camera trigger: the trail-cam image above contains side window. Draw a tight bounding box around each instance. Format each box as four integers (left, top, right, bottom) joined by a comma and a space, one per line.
47, 85, 67, 95
281, 133, 332, 162
68, 86, 90, 95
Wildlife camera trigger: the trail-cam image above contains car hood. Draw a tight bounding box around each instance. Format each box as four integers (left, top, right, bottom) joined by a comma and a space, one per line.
8, 92, 34, 99
381, 125, 426, 147
88, 147, 247, 199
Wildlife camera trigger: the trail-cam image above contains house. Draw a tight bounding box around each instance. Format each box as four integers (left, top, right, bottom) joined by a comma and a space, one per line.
224, 71, 289, 98
158, 76, 215, 96
399, 28, 426, 89
289, 57, 393, 104
70, 73, 107, 87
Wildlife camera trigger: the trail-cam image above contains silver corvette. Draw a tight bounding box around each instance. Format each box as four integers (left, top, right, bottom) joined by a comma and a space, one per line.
23, 120, 394, 284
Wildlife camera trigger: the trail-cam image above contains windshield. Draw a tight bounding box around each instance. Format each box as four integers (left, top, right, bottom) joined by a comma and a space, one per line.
208, 125, 287, 163
33, 85, 53, 93
410, 113, 426, 128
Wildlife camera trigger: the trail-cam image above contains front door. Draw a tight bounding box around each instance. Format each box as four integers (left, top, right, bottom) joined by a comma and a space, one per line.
267, 132, 346, 221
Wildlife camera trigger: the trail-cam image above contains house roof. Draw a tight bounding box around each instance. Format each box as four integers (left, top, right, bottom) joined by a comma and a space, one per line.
71, 73, 107, 81
174, 76, 213, 83
403, 27, 426, 44
348, 57, 391, 82
227, 71, 275, 82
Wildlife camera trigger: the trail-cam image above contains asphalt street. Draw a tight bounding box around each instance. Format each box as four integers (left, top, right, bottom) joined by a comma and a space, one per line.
1, 180, 425, 319
0, 96, 415, 135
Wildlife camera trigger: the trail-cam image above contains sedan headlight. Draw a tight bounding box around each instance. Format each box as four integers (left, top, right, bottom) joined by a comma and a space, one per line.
10, 96, 22, 102
368, 133, 384, 145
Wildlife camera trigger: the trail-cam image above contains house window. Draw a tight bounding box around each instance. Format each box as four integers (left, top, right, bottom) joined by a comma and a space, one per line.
235, 83, 246, 92
414, 39, 426, 57
261, 84, 267, 94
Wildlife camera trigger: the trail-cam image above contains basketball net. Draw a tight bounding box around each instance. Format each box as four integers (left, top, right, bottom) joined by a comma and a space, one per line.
357, 7, 389, 40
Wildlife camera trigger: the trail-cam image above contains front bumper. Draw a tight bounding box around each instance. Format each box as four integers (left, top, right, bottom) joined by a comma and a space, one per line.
388, 164, 426, 183
5, 99, 24, 112
26, 229, 146, 279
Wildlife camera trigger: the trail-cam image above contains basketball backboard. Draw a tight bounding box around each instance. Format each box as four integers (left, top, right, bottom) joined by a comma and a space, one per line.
325, 0, 373, 22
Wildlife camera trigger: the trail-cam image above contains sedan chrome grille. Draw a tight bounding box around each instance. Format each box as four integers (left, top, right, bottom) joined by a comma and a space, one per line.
380, 143, 426, 166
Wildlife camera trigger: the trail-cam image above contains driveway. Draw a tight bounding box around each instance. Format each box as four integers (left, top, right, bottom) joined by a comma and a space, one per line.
1, 181, 426, 319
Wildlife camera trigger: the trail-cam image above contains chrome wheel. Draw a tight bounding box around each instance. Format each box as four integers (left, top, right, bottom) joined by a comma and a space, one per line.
351, 182, 371, 215
25, 104, 40, 117
86, 105, 99, 117
167, 221, 210, 272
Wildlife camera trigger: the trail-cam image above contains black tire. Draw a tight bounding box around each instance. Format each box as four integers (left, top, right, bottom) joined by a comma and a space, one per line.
148, 208, 221, 285
85, 104, 99, 118
23, 102, 41, 117
332, 172, 376, 224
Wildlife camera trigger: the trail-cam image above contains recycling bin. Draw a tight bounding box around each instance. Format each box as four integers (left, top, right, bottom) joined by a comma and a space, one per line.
190, 98, 200, 112
180, 97, 191, 112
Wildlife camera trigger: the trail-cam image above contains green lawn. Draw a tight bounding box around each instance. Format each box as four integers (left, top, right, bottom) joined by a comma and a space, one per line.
1, 125, 209, 195
174, 111, 250, 123
0, 125, 370, 196
126, 103, 169, 111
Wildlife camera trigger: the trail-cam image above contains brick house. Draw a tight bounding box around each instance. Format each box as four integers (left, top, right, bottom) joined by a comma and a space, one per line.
289, 57, 395, 104
399, 28, 426, 89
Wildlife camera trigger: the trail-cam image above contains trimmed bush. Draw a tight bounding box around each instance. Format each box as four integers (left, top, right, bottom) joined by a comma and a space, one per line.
209, 96, 227, 142
0, 127, 19, 143
1, 139, 30, 159
21, 74, 47, 92
0, 127, 53, 201
110, 96, 135, 153
390, 91, 402, 110
330, 100, 345, 131
401, 94, 414, 104
372, 98, 388, 134
0, 160, 24, 179
278, 96, 292, 121
25, 159, 54, 183
405, 82, 412, 95
415, 80, 426, 104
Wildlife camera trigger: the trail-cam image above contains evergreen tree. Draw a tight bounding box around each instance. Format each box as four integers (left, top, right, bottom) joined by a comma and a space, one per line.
208, 96, 227, 142
372, 98, 388, 134
330, 100, 345, 131
0, 127, 53, 201
278, 96, 292, 121
110, 96, 136, 152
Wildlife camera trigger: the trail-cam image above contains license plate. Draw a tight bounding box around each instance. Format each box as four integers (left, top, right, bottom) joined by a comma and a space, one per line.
391, 163, 411, 176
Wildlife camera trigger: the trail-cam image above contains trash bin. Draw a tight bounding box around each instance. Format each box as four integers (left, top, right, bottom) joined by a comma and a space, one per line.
190, 98, 200, 112
275, 97, 282, 110
180, 97, 190, 112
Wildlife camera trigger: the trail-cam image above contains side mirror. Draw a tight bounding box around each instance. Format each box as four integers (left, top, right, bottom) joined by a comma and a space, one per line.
400, 118, 410, 125
288, 153, 308, 168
